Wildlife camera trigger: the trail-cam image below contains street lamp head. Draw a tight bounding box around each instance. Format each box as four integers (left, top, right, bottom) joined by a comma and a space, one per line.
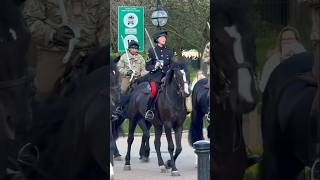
151, 8, 168, 27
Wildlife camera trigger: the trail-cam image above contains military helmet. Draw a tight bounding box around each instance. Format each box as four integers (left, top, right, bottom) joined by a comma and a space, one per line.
153, 30, 168, 43
128, 40, 139, 49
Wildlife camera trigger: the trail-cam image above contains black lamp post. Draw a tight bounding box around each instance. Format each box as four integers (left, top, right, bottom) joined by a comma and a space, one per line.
151, 0, 168, 30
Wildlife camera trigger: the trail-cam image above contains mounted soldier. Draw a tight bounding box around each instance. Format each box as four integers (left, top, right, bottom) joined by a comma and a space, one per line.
117, 40, 148, 94
112, 40, 148, 122
144, 30, 173, 120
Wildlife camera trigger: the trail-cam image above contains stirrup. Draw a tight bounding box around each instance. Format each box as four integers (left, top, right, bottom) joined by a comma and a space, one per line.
145, 110, 154, 120
111, 114, 119, 122
312, 158, 320, 180
115, 106, 123, 115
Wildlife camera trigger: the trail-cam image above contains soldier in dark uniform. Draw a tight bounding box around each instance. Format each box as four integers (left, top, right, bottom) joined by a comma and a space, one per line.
144, 30, 173, 120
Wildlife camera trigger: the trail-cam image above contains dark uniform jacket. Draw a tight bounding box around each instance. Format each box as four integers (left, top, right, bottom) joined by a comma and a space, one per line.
146, 44, 173, 82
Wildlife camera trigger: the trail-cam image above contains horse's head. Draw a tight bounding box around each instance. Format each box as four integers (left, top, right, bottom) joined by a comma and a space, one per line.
166, 59, 191, 98
213, 0, 258, 113
109, 58, 120, 111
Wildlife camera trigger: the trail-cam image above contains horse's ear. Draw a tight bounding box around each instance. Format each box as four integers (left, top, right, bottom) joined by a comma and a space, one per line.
165, 69, 174, 85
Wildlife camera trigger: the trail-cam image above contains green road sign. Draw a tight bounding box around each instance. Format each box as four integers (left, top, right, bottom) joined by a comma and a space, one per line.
118, 6, 144, 52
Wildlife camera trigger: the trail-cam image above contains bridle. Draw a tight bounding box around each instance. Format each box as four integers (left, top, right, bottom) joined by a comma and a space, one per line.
172, 69, 188, 96
213, 52, 255, 106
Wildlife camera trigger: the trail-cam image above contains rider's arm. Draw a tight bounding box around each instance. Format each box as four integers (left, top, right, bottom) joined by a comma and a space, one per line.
23, 0, 56, 47
140, 55, 149, 76
146, 48, 156, 71
117, 55, 129, 76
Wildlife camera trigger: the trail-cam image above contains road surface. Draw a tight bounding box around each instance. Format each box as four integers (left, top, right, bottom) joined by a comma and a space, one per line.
113, 131, 205, 180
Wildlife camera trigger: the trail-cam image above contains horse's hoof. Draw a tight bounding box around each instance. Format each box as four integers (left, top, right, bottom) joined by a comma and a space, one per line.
114, 155, 123, 161
123, 165, 131, 171
160, 165, 167, 173
140, 156, 149, 162
165, 160, 172, 169
171, 170, 180, 176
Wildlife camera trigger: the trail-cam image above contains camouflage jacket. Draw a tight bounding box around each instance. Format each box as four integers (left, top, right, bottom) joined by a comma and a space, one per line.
117, 52, 148, 78
23, 0, 108, 51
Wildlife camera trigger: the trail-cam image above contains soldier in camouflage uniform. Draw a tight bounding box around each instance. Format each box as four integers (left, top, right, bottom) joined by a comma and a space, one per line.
23, 0, 108, 102
117, 40, 148, 94
202, 42, 210, 88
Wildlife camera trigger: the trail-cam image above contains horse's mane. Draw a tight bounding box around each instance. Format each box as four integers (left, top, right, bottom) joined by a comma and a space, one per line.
165, 58, 189, 86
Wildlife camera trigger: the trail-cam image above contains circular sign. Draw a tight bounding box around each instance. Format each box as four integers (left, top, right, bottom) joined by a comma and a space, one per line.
123, 13, 138, 28
123, 35, 139, 48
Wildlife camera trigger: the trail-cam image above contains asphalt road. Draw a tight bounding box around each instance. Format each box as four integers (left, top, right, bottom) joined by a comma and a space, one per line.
113, 132, 205, 180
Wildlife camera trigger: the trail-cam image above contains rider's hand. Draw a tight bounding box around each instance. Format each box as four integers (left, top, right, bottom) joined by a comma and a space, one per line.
52, 26, 75, 46
127, 69, 134, 76
155, 61, 161, 69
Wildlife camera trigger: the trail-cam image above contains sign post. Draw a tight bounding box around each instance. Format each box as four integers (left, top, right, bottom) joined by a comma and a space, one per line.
118, 6, 144, 52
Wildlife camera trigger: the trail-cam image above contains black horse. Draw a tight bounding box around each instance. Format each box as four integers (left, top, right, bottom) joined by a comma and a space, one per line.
212, 1, 258, 179
261, 52, 317, 180
123, 60, 190, 176
188, 78, 210, 146
0, 0, 32, 179
110, 56, 121, 162
19, 48, 110, 180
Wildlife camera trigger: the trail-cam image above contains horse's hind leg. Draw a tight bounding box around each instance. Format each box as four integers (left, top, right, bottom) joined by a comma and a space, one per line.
154, 125, 165, 172
138, 119, 150, 162
145, 121, 152, 158
124, 118, 138, 170
164, 126, 180, 176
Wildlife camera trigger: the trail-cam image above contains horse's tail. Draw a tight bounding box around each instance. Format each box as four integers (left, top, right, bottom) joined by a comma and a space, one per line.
188, 83, 205, 146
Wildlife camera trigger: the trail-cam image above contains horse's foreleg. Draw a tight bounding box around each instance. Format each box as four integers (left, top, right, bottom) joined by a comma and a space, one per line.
145, 121, 152, 158
154, 125, 165, 172
124, 118, 138, 170
164, 126, 180, 176
174, 126, 183, 162
138, 119, 150, 162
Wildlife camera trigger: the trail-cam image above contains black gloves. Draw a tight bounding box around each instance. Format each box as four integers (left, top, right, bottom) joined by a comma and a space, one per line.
53, 26, 75, 46
127, 69, 134, 76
